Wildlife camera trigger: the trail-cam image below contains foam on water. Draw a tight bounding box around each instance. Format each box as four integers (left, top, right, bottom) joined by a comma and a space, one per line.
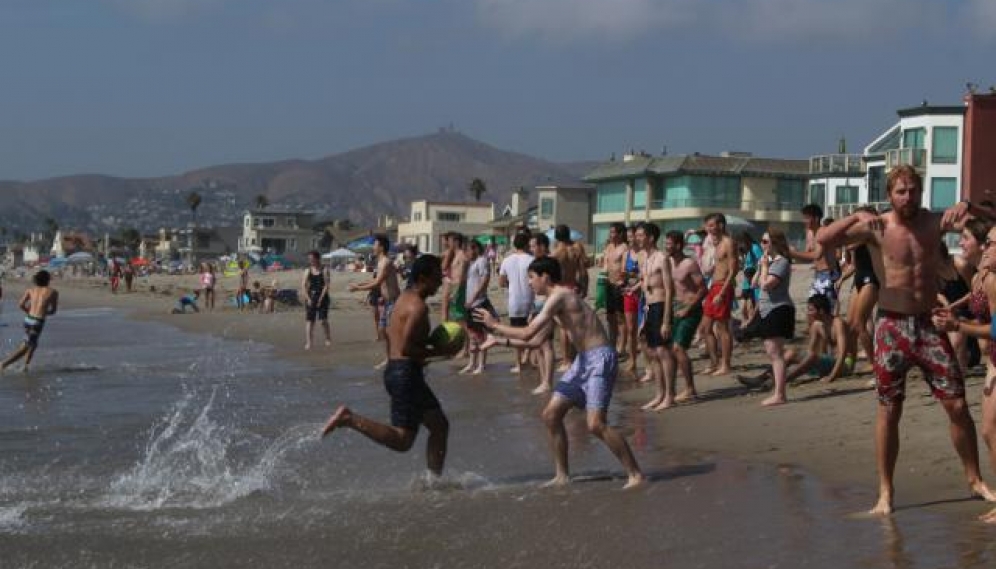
104, 389, 319, 511
0, 504, 27, 530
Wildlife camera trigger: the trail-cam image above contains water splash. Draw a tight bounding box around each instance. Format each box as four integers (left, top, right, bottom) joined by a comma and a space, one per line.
0, 504, 27, 530
104, 389, 318, 511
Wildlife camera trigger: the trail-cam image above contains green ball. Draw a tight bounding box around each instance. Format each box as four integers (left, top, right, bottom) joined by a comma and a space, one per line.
429, 321, 466, 354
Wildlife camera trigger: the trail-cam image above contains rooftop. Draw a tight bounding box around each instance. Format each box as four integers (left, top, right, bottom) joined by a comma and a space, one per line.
583, 154, 809, 183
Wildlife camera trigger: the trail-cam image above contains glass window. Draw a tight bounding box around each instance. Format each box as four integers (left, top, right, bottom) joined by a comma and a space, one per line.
540, 198, 554, 219
436, 212, 462, 222
593, 224, 611, 252
902, 128, 925, 149
775, 179, 805, 210
663, 176, 741, 209
596, 181, 628, 213
632, 180, 648, 210
808, 183, 826, 207
930, 178, 958, 210
867, 167, 885, 203
932, 127, 958, 164
262, 218, 275, 228
835, 185, 859, 204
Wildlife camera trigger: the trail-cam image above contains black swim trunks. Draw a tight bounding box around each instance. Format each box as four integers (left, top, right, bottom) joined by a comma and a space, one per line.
305, 293, 330, 322
643, 302, 666, 348
384, 360, 442, 429
605, 282, 625, 315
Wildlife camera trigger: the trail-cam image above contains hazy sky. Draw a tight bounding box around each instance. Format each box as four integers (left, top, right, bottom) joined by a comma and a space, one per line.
1, 0, 994, 180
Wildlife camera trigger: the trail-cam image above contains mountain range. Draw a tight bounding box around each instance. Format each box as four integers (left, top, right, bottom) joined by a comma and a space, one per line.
0, 131, 596, 237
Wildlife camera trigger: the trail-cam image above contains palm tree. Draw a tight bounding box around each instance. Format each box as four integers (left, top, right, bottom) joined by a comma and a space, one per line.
469, 178, 487, 202
186, 190, 202, 224
255, 194, 269, 210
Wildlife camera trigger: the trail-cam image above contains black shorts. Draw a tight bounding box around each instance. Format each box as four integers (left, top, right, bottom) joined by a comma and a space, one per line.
509, 316, 529, 328
643, 302, 666, 348
384, 360, 442, 429
742, 305, 795, 340
605, 282, 625, 315
305, 294, 330, 322
466, 297, 498, 335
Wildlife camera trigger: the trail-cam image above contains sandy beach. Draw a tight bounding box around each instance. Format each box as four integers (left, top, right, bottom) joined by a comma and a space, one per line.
3, 263, 992, 523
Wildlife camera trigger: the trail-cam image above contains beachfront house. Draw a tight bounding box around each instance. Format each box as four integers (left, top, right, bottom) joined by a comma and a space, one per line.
239, 209, 320, 260
396, 200, 495, 254
583, 151, 809, 246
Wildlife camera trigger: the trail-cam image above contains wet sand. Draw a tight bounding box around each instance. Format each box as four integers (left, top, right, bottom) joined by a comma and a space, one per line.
7, 265, 996, 522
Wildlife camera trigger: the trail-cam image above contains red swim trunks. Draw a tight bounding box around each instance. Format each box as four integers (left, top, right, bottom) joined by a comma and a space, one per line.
623, 292, 640, 314
873, 310, 964, 404
703, 283, 734, 321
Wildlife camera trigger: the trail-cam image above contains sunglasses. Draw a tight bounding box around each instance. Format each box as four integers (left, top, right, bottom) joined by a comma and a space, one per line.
761, 238, 770, 244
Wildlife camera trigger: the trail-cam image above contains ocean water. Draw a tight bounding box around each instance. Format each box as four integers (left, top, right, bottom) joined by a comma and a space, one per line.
1, 306, 994, 568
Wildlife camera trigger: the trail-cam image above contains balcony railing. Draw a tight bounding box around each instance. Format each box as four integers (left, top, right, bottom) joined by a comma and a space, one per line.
824, 202, 891, 220
647, 198, 806, 212
809, 154, 865, 175
885, 148, 927, 171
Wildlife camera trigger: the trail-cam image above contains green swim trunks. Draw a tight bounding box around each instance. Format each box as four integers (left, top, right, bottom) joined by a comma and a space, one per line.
449, 284, 467, 320
672, 301, 702, 349
809, 354, 836, 377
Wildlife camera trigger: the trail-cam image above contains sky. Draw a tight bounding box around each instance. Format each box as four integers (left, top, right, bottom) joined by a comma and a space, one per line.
1, 0, 994, 180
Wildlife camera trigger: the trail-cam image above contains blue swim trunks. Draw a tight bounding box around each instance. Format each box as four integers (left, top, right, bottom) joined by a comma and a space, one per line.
23, 315, 45, 348
554, 346, 618, 411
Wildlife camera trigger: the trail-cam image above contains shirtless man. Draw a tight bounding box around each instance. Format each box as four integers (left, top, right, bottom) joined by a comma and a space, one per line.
665, 231, 706, 401
701, 213, 738, 376
792, 204, 841, 310
321, 255, 455, 476
553, 225, 586, 370
2, 270, 59, 373
528, 233, 556, 394
446, 233, 470, 358
350, 235, 402, 368
819, 164, 996, 516
475, 257, 644, 489
440, 233, 454, 321
635, 223, 676, 411
602, 222, 629, 354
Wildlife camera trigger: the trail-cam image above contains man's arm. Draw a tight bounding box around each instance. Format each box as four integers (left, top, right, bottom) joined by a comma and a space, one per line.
498, 259, 510, 289
677, 268, 707, 318
468, 264, 489, 303
818, 213, 878, 250
476, 290, 561, 343
660, 254, 674, 339
351, 261, 388, 291
300, 270, 310, 303
789, 238, 822, 263
18, 290, 31, 314
47, 290, 58, 316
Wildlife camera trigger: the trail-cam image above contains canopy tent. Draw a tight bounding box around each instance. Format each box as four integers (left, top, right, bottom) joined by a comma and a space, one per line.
346, 236, 399, 254
324, 247, 358, 260
473, 235, 508, 246
545, 228, 585, 243
261, 254, 290, 271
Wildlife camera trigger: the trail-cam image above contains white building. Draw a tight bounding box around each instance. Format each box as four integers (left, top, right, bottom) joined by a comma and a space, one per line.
396, 201, 495, 254
239, 209, 320, 258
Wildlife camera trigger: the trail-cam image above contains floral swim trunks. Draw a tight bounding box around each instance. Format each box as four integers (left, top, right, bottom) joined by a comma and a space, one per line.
873, 309, 964, 404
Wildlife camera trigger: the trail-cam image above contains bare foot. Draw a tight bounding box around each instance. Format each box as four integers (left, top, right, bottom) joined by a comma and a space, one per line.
700, 366, 717, 375
325, 339, 332, 347
710, 367, 732, 377
304, 342, 312, 351
556, 363, 570, 373
980, 506, 996, 523
531, 384, 551, 395
675, 391, 698, 403
509, 365, 521, 373
651, 398, 675, 411
471, 366, 484, 375
868, 495, 894, 516
622, 473, 646, 490
969, 480, 996, 502
373, 359, 388, 371
458, 363, 475, 374
761, 395, 787, 407
320, 405, 351, 438
541, 475, 570, 488
637, 373, 652, 384
641, 398, 663, 410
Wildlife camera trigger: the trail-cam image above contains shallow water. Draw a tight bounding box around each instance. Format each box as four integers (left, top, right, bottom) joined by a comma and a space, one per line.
1, 307, 994, 568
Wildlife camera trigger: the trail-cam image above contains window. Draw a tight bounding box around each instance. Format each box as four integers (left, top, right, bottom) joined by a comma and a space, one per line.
902, 127, 925, 149
289, 239, 297, 250
413, 212, 422, 222
253, 218, 260, 228
244, 218, 250, 228
835, 185, 859, 204
437, 211, 462, 222
593, 224, 610, 250
932, 127, 958, 164
808, 183, 826, 207
867, 167, 886, 202
261, 218, 275, 228
540, 198, 554, 219
632, 180, 648, 210
596, 181, 627, 213
663, 176, 741, 209
775, 179, 805, 209
930, 178, 958, 210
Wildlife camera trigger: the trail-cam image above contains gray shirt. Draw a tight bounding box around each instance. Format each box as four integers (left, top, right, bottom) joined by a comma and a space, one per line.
758, 256, 792, 317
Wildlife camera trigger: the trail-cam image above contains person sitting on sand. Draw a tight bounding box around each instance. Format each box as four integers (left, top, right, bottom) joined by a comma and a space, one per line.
475, 257, 645, 489
171, 290, 200, 314
2, 270, 59, 373
321, 255, 456, 477
738, 294, 849, 389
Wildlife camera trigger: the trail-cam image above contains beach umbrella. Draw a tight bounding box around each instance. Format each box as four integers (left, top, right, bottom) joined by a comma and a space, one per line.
47, 257, 68, 268
545, 228, 585, 243
473, 235, 508, 246
67, 251, 94, 264
130, 257, 150, 266
346, 236, 376, 253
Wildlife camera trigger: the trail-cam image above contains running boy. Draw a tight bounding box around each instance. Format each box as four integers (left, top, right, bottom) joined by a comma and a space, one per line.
2, 270, 59, 372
